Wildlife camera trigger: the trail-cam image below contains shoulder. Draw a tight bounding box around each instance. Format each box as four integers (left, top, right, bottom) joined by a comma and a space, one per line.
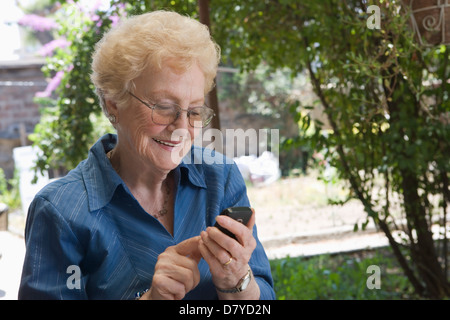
31, 163, 89, 219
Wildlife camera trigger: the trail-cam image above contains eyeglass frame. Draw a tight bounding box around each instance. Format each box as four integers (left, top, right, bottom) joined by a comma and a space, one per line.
128, 91, 215, 128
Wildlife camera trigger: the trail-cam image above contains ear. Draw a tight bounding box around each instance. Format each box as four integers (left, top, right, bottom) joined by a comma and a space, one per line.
104, 99, 119, 125
105, 98, 119, 115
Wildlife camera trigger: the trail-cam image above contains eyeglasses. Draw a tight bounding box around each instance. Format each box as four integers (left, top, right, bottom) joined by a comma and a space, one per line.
128, 91, 215, 128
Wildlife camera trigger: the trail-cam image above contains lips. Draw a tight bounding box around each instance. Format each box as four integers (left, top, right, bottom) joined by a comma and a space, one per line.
152, 138, 182, 147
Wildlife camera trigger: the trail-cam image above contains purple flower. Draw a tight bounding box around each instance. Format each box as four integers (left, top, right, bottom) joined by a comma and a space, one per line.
35, 70, 64, 98
18, 14, 58, 32
109, 15, 120, 27
91, 0, 104, 13
37, 38, 71, 56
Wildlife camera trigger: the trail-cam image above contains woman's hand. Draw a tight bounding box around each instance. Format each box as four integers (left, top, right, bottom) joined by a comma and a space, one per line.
199, 209, 259, 299
143, 236, 202, 300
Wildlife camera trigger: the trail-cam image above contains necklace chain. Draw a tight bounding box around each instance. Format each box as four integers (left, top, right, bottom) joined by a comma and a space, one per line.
152, 182, 171, 219
107, 148, 171, 219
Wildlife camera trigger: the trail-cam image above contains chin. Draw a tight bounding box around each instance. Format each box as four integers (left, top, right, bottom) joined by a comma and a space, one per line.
147, 137, 192, 170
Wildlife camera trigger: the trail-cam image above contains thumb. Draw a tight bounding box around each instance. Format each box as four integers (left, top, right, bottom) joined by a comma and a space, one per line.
248, 207, 256, 230
175, 236, 202, 263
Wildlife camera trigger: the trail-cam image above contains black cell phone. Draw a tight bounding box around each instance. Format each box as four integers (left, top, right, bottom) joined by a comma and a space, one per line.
214, 207, 253, 240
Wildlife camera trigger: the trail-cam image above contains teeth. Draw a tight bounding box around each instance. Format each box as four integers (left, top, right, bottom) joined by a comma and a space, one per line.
153, 138, 179, 147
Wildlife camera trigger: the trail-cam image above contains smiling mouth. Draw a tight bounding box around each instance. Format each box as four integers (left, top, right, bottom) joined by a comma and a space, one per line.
152, 138, 182, 147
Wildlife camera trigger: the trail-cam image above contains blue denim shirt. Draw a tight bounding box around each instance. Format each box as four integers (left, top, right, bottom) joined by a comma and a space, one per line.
19, 134, 275, 300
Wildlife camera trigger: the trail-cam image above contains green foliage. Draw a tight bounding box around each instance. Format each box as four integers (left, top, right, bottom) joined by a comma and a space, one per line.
31, 2, 114, 172
0, 168, 21, 210
212, 0, 449, 297
31, 0, 199, 173
270, 248, 416, 300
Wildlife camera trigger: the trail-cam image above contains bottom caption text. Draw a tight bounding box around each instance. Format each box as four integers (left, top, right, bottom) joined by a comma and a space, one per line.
179, 303, 271, 317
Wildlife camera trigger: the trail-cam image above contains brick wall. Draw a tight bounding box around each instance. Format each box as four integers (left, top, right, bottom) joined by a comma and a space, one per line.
0, 59, 46, 179
0, 59, 46, 134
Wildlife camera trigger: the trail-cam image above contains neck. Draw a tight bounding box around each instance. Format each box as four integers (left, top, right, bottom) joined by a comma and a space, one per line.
109, 142, 171, 192
108, 138, 176, 234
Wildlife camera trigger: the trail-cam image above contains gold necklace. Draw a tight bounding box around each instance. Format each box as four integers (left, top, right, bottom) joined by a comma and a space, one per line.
152, 181, 171, 219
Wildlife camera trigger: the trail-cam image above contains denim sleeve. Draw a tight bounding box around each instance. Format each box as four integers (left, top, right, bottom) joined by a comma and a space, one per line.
222, 163, 276, 300
18, 196, 88, 300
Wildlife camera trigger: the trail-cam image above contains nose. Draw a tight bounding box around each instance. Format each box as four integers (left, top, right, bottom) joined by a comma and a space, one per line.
167, 110, 195, 145
168, 109, 190, 130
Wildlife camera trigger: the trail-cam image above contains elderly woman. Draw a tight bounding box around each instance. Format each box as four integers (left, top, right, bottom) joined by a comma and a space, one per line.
19, 11, 275, 300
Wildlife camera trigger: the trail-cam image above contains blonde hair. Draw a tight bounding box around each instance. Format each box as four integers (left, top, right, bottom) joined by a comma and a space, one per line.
91, 10, 221, 115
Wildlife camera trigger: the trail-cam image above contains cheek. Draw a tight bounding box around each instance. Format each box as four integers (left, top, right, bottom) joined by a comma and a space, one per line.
133, 123, 151, 156
128, 111, 162, 155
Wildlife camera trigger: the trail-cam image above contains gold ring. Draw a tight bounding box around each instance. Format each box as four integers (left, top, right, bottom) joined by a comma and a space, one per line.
223, 257, 233, 267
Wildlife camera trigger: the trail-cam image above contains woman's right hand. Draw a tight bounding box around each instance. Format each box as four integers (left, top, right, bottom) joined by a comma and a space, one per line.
141, 236, 202, 300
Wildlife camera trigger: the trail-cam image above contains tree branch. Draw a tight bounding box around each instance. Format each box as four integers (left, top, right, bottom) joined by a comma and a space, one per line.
303, 32, 427, 296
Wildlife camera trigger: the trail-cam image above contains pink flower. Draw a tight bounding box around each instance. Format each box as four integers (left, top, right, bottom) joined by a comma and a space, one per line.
18, 14, 57, 32
109, 15, 120, 27
37, 38, 71, 56
91, 0, 104, 13
35, 70, 64, 98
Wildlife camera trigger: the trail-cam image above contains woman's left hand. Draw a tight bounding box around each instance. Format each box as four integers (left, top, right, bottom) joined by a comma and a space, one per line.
199, 208, 257, 291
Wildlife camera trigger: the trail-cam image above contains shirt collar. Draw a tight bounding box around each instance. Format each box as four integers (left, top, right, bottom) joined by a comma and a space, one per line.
81, 134, 206, 212
179, 146, 207, 189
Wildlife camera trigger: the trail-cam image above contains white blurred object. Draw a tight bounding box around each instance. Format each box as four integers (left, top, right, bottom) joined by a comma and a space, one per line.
234, 151, 281, 187
13, 146, 51, 216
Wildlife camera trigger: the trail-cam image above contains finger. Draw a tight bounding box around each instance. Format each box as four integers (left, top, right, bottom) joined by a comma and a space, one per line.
238, 209, 256, 245
199, 237, 227, 272
199, 238, 244, 290
151, 274, 186, 300
248, 208, 256, 230
158, 259, 200, 296
207, 225, 243, 261
156, 243, 202, 296
215, 214, 255, 247
174, 236, 202, 263
201, 230, 232, 265
236, 208, 256, 245
173, 255, 201, 291
198, 237, 215, 264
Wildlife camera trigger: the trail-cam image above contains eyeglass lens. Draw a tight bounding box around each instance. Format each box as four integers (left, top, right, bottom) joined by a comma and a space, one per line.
128, 92, 214, 128
152, 104, 213, 128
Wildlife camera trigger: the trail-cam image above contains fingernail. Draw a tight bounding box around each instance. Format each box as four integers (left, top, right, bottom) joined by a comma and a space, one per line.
216, 215, 226, 225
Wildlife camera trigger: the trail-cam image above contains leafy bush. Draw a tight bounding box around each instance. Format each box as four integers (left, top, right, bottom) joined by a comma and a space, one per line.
270, 248, 416, 300
0, 168, 21, 210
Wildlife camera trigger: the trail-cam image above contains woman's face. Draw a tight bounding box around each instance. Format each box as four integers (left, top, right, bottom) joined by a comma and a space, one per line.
115, 63, 205, 172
